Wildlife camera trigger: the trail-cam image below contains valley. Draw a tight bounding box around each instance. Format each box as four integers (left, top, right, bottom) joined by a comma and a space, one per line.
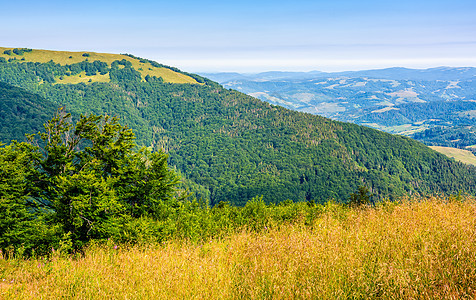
202, 68, 476, 158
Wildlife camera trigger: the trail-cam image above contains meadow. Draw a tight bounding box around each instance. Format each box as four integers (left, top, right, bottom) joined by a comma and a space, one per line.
430, 146, 476, 166
1, 197, 475, 299
0, 47, 198, 84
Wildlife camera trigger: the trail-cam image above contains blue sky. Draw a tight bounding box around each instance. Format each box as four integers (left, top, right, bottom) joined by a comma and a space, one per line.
2, 0, 476, 72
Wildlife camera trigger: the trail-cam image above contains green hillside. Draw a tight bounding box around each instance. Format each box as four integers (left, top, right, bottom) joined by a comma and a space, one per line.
0, 48, 475, 205
0, 82, 58, 142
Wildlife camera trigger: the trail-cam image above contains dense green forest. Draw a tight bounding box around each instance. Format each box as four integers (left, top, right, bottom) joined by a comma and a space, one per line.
411, 126, 476, 149
0, 82, 57, 142
0, 111, 376, 255
355, 100, 476, 127
0, 51, 475, 207
212, 71, 476, 149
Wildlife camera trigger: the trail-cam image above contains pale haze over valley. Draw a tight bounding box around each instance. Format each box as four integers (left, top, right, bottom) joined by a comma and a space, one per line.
1, 0, 475, 73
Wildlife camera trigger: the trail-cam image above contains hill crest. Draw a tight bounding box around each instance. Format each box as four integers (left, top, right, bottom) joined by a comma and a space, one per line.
0, 47, 198, 84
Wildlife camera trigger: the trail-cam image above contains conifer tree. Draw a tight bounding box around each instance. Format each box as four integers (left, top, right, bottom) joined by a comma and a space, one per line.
0, 110, 179, 251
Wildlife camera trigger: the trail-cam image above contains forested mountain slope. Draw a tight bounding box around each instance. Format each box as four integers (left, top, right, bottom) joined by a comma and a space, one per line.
0, 48, 475, 205
206, 69, 476, 152
0, 82, 58, 142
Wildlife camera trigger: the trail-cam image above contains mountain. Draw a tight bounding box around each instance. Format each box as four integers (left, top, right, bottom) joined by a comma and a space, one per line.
336, 67, 476, 81
0, 47, 202, 85
201, 71, 326, 82
1, 47, 475, 205
203, 68, 476, 151
201, 67, 476, 82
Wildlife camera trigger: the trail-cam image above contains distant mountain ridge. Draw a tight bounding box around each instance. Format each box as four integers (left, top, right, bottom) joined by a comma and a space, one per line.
1, 48, 476, 205
201, 67, 476, 82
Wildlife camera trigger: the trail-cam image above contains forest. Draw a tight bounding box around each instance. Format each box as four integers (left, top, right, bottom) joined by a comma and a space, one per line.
213, 71, 476, 150
1, 52, 476, 207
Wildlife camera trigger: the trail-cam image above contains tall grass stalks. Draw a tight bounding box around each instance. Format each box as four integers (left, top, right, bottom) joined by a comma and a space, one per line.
1, 197, 476, 299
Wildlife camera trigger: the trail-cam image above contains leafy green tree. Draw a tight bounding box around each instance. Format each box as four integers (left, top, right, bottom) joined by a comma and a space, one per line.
0, 143, 36, 254
23, 110, 179, 247
348, 186, 373, 207
0, 142, 58, 256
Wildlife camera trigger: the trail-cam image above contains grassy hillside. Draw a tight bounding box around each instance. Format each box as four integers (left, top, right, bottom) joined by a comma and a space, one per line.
0, 47, 198, 84
0, 48, 476, 205
2, 197, 476, 299
430, 146, 476, 166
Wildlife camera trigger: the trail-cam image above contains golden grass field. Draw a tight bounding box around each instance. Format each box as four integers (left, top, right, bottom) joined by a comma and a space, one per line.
430, 146, 476, 166
0, 47, 198, 84
1, 197, 476, 299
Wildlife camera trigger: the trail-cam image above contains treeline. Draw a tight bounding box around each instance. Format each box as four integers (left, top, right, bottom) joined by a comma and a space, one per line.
3, 48, 33, 56
122, 53, 207, 84
412, 126, 476, 151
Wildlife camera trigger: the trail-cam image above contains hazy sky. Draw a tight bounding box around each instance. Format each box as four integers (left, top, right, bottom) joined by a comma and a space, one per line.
2, 0, 476, 72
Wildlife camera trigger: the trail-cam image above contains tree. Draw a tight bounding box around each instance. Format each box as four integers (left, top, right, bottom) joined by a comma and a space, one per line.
23, 110, 179, 247
0, 143, 41, 255
348, 185, 373, 207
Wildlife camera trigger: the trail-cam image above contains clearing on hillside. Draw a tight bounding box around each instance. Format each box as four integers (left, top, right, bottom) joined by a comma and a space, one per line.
430, 146, 476, 166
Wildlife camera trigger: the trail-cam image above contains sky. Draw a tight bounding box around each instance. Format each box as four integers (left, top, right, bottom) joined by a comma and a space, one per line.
2, 0, 476, 73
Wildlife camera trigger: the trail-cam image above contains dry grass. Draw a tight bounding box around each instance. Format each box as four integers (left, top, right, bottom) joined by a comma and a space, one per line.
0, 47, 198, 84
1, 197, 476, 299
430, 146, 476, 166
56, 71, 111, 85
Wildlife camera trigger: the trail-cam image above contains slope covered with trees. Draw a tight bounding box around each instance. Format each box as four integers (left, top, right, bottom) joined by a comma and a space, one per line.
208, 70, 476, 150
0, 82, 58, 142
0, 49, 475, 206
